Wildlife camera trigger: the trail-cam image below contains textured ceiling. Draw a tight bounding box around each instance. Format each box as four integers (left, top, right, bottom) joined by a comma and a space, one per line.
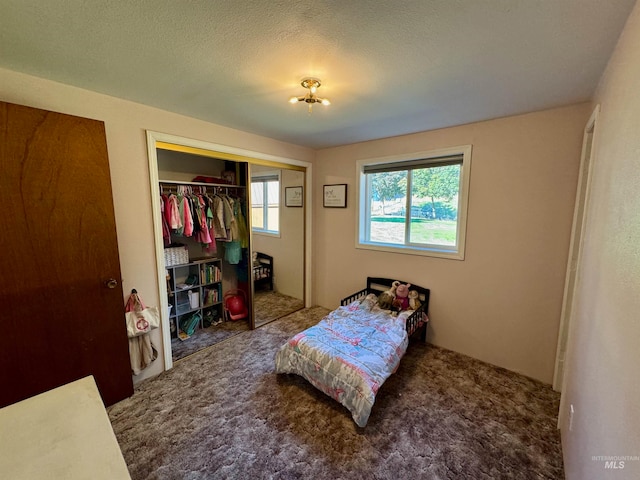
0, 1, 635, 149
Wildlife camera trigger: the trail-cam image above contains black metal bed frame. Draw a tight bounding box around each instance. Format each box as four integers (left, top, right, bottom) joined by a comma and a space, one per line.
340, 276, 430, 341
253, 252, 273, 291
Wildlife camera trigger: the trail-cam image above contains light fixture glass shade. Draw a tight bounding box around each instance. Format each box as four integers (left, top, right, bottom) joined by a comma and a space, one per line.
289, 77, 330, 110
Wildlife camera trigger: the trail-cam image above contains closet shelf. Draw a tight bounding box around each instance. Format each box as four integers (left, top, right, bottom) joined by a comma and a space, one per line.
166, 258, 223, 341
159, 179, 245, 189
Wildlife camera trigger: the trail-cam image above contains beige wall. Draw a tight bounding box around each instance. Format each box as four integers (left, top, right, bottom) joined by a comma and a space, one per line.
560, 3, 640, 479
313, 103, 591, 384
0, 67, 314, 383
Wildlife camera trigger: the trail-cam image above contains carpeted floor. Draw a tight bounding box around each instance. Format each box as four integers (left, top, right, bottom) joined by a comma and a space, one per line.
171, 291, 304, 361
254, 290, 304, 327
171, 319, 250, 361
108, 307, 564, 479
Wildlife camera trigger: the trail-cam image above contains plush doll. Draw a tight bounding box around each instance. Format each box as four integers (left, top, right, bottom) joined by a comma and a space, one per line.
377, 280, 400, 310
393, 283, 411, 311
359, 293, 378, 311
408, 290, 422, 310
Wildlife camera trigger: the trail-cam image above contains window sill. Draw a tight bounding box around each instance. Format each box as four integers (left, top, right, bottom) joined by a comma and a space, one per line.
253, 230, 281, 239
356, 241, 465, 260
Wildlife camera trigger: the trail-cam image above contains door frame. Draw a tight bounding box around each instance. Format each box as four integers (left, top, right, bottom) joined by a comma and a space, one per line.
146, 130, 313, 371
553, 104, 600, 393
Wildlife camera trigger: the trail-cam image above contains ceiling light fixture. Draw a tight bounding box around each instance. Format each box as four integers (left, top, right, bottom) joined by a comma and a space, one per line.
288, 77, 331, 113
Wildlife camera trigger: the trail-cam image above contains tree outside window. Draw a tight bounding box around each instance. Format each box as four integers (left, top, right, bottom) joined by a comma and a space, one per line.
359, 146, 471, 260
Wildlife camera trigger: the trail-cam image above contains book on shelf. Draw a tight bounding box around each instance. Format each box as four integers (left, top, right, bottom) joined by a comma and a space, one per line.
201, 264, 222, 284
203, 287, 220, 306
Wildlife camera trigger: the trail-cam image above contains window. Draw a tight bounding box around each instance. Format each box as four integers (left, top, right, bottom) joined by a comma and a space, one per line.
251, 174, 280, 234
357, 146, 471, 260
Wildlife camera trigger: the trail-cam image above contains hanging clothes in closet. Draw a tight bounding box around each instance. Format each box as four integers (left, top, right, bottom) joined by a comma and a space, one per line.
160, 183, 248, 263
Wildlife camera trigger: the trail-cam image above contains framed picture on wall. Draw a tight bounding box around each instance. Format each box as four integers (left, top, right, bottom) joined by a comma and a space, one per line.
285, 186, 303, 207
323, 184, 347, 208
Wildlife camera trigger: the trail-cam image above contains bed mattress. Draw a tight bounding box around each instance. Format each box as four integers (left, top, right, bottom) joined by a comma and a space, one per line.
275, 300, 410, 427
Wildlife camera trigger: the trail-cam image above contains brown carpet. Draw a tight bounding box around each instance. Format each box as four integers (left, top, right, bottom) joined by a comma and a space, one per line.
254, 290, 304, 327
108, 307, 564, 479
171, 319, 250, 362
171, 291, 304, 361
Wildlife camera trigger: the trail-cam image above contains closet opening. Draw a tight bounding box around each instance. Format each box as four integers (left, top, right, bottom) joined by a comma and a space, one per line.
160, 176, 249, 362
146, 131, 312, 370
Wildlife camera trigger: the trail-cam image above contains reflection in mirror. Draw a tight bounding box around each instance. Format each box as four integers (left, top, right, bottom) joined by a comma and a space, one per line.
250, 165, 305, 327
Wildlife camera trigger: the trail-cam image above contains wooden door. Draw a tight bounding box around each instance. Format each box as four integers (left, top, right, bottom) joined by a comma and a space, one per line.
0, 101, 133, 408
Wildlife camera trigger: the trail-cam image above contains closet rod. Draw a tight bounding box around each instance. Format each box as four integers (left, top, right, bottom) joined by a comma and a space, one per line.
158, 180, 245, 189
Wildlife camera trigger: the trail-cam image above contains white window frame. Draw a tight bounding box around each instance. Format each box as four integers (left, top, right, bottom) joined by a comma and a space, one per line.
356, 145, 472, 260
251, 171, 281, 237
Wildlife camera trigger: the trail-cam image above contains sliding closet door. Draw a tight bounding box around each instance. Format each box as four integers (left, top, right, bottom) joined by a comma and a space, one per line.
0, 101, 133, 408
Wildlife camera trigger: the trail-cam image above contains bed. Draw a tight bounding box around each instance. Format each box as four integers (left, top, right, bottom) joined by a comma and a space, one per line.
275, 277, 430, 427
253, 252, 273, 291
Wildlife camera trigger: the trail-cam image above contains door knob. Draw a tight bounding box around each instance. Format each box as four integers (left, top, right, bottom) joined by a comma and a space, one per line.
105, 278, 118, 289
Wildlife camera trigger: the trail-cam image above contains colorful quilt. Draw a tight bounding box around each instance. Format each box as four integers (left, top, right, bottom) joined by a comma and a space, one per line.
275, 300, 410, 427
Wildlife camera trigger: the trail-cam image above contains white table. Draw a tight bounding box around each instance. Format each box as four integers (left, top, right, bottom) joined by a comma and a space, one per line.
0, 376, 131, 479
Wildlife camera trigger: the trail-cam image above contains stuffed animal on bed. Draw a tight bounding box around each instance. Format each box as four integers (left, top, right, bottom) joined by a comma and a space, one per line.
377, 280, 400, 310
393, 283, 411, 311
408, 290, 422, 310
359, 293, 379, 311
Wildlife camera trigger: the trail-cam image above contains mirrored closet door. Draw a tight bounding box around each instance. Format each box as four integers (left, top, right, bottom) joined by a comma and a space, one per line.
250, 165, 305, 327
